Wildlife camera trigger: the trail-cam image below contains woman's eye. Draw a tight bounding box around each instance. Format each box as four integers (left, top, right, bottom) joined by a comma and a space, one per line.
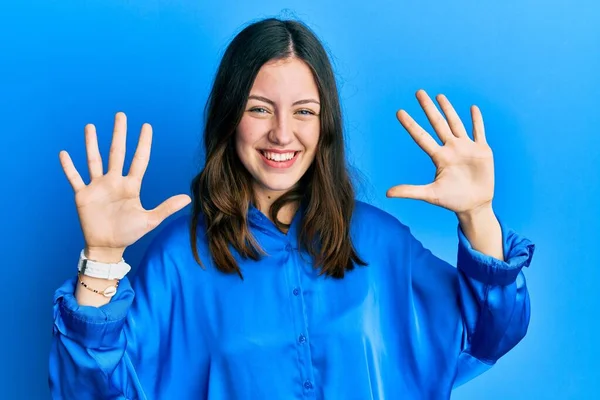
297, 109, 316, 116
250, 107, 268, 113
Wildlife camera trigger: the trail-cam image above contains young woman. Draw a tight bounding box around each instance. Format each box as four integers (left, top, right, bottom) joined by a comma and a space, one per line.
49, 17, 535, 399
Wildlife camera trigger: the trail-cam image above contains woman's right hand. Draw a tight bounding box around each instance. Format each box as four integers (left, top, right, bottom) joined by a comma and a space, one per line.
59, 112, 191, 262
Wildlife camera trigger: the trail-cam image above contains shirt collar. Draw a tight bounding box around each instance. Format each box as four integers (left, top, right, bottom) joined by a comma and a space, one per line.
247, 201, 305, 243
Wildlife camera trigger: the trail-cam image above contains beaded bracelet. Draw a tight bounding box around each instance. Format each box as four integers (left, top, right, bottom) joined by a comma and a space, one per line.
77, 272, 119, 298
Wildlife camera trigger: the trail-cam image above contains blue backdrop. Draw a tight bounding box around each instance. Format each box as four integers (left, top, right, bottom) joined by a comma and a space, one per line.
1, 0, 598, 398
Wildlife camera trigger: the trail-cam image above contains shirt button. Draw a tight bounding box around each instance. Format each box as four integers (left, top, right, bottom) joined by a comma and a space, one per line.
285, 243, 292, 251
298, 334, 306, 344
303, 380, 313, 390
293, 288, 300, 296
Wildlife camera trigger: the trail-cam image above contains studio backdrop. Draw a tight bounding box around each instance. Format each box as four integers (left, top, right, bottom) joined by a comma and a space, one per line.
1, 0, 598, 398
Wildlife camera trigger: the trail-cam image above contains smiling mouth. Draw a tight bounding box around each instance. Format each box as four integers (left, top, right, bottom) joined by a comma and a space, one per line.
259, 150, 300, 162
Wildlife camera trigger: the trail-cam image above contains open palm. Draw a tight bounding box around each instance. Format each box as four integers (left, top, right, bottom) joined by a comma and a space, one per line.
387, 90, 495, 214
59, 112, 191, 259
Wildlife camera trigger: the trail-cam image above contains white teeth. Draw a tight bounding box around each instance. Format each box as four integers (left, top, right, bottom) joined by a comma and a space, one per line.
262, 151, 295, 161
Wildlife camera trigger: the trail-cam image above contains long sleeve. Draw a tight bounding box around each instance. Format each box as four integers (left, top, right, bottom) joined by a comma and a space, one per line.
452, 222, 534, 386
403, 217, 535, 389
49, 275, 137, 399
49, 225, 184, 399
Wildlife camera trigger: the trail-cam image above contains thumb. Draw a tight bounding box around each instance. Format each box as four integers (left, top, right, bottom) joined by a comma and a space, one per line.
148, 194, 192, 230
386, 184, 434, 202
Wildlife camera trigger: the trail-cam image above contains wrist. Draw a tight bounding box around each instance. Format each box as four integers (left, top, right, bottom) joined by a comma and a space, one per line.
456, 203, 504, 260
457, 203, 499, 241
456, 202, 494, 226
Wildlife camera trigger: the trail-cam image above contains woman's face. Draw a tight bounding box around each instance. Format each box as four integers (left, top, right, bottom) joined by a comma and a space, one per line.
235, 57, 321, 203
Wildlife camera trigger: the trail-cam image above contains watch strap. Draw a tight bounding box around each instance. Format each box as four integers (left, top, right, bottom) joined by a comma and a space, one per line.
77, 250, 131, 280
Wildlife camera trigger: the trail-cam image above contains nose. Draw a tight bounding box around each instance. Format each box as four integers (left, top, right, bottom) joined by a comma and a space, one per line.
268, 113, 294, 146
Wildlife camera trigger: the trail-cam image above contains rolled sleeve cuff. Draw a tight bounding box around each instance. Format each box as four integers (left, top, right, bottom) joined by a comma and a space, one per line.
53, 276, 134, 348
457, 219, 535, 286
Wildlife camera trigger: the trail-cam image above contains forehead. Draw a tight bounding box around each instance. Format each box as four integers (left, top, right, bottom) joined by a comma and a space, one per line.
250, 57, 319, 99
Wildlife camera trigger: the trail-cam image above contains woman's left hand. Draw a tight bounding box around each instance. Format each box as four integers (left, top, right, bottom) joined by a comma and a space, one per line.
387, 90, 495, 215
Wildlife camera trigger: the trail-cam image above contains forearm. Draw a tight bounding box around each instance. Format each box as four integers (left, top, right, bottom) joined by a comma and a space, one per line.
457, 204, 504, 261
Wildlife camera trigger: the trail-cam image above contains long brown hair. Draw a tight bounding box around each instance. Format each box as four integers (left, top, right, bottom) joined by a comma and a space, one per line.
190, 18, 366, 279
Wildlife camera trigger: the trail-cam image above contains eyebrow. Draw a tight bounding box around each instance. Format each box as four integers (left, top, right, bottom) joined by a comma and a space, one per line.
248, 95, 320, 106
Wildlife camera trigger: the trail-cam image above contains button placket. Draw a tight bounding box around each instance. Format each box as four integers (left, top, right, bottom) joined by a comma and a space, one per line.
283, 240, 316, 394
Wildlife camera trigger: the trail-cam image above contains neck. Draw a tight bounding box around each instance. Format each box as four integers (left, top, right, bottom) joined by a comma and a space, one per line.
254, 187, 299, 225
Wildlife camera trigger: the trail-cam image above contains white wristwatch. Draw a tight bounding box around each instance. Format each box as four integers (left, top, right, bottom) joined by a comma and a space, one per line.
77, 249, 131, 280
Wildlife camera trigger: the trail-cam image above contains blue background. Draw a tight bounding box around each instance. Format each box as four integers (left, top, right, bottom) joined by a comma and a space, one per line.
1, 0, 598, 398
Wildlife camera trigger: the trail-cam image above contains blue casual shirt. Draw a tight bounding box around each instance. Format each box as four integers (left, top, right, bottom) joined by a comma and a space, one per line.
49, 201, 535, 399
